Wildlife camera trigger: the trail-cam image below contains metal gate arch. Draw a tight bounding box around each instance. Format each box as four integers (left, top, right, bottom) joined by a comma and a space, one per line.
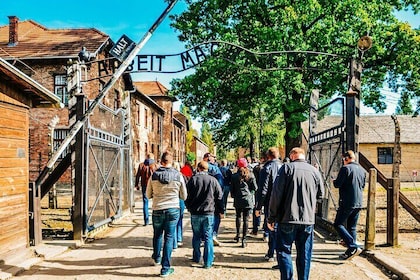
85, 103, 129, 232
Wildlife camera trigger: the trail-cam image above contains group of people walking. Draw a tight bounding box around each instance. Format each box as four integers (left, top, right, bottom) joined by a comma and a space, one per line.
135, 147, 366, 279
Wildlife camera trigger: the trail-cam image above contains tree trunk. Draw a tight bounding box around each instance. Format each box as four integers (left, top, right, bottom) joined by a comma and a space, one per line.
284, 110, 302, 156
249, 132, 255, 158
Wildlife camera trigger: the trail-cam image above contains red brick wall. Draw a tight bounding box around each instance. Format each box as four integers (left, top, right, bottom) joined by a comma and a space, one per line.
23, 54, 126, 184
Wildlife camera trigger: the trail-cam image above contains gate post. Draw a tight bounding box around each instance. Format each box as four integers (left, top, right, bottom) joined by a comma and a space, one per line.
345, 58, 362, 153
387, 177, 399, 246
365, 168, 376, 250
29, 182, 42, 246
72, 94, 86, 241
387, 115, 401, 246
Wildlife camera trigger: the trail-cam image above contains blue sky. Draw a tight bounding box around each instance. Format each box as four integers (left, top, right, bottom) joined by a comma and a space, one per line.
0, 0, 191, 89
0, 1, 418, 117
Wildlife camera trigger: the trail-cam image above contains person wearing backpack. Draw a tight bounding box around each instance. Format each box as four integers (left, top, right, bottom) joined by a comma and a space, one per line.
230, 158, 258, 248
135, 153, 158, 226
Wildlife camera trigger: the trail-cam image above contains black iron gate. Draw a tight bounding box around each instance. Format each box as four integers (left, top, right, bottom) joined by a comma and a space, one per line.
308, 95, 345, 221
84, 103, 130, 232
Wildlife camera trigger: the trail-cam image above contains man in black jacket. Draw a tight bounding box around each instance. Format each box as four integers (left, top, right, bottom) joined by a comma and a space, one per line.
333, 150, 366, 260
185, 160, 223, 269
268, 147, 324, 280
255, 147, 282, 262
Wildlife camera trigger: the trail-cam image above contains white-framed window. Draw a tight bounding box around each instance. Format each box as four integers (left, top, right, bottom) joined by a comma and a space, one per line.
54, 74, 69, 105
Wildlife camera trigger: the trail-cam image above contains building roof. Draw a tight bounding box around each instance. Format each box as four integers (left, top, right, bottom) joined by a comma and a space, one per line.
0, 57, 61, 107
303, 115, 420, 144
174, 111, 189, 130
359, 115, 419, 144
193, 135, 208, 146
133, 81, 177, 101
132, 89, 165, 114
0, 19, 109, 59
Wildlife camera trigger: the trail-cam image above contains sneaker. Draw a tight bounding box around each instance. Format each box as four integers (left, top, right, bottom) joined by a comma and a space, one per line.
153, 259, 161, 266
339, 247, 362, 260
177, 242, 183, 247
203, 264, 212, 269
160, 267, 174, 277
234, 235, 240, 243
264, 255, 275, 262
213, 236, 221, 246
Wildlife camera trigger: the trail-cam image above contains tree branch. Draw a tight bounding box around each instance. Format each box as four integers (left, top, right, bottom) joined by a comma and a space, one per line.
302, 13, 326, 33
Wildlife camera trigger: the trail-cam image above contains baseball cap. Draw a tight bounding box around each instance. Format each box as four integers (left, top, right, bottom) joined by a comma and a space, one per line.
237, 158, 248, 168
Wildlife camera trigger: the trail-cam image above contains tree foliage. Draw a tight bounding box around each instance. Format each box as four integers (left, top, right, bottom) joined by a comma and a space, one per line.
169, 0, 420, 152
200, 122, 215, 152
180, 104, 197, 154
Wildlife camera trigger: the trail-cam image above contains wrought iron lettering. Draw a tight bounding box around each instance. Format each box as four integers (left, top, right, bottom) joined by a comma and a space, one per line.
92, 41, 348, 80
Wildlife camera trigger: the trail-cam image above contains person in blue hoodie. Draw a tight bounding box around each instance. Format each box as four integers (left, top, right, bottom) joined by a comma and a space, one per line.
146, 150, 187, 277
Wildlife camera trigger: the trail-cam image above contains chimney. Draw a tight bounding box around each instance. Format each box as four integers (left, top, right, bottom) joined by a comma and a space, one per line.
8, 16, 18, 46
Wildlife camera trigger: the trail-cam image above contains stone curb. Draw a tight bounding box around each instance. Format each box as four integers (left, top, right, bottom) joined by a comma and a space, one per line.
0, 242, 76, 280
364, 250, 420, 280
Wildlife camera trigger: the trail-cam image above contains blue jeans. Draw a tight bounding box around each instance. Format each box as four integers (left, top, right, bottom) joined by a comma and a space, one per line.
191, 214, 214, 268
173, 200, 185, 248
213, 214, 221, 237
276, 224, 314, 280
152, 208, 180, 275
334, 208, 361, 250
263, 206, 276, 257
267, 223, 277, 257
141, 185, 149, 225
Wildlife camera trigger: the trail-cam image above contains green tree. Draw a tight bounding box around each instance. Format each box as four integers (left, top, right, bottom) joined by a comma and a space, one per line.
180, 104, 197, 154
396, 91, 414, 114
186, 152, 196, 163
170, 0, 420, 152
201, 122, 215, 152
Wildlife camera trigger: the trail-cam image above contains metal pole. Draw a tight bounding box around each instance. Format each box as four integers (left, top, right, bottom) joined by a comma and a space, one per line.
35, 0, 179, 190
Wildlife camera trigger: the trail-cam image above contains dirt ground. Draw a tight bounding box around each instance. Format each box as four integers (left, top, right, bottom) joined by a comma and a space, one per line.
14, 189, 420, 280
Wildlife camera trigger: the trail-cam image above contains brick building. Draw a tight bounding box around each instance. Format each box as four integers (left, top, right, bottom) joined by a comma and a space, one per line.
130, 86, 165, 170
0, 16, 197, 240
133, 81, 188, 165
0, 16, 128, 183
0, 16, 133, 238
190, 135, 209, 166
